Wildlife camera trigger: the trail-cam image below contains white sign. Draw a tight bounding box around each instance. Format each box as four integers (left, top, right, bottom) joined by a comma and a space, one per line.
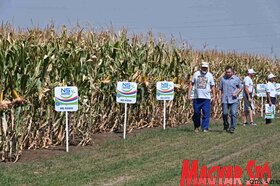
156, 81, 174, 100
265, 104, 275, 119
190, 87, 195, 99
238, 89, 243, 100
116, 82, 137, 104
276, 83, 280, 96
55, 86, 78, 111
55, 86, 78, 152
256, 84, 267, 97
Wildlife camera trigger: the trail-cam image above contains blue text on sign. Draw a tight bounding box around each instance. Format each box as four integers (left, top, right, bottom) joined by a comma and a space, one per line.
161, 82, 169, 88
122, 83, 131, 89
61, 88, 71, 96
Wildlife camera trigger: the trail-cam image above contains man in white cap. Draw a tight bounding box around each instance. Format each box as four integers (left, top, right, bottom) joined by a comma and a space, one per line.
188, 61, 216, 133
243, 69, 257, 126
265, 73, 277, 124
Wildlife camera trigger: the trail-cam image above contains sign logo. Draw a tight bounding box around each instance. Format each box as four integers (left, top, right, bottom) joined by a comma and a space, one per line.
61, 88, 71, 96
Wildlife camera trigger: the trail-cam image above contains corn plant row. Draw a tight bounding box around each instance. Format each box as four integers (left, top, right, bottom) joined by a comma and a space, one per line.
0, 23, 279, 161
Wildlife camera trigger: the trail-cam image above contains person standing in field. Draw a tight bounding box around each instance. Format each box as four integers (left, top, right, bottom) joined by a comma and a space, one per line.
188, 61, 216, 133
243, 69, 257, 126
265, 73, 277, 125
219, 65, 243, 133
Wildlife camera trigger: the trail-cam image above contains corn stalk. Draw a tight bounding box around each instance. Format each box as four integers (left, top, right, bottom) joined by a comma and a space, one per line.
0, 23, 279, 161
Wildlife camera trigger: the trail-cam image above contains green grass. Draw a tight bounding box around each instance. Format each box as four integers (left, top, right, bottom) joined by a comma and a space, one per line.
1, 117, 280, 186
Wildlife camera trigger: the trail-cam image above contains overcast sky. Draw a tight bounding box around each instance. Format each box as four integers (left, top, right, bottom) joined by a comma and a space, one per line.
1, 0, 280, 58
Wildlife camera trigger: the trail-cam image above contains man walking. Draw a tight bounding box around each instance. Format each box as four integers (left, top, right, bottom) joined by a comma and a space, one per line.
188, 61, 216, 133
219, 66, 242, 133
243, 69, 257, 126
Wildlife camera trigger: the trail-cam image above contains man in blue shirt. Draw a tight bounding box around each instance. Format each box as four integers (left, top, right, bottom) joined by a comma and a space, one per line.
219, 66, 242, 133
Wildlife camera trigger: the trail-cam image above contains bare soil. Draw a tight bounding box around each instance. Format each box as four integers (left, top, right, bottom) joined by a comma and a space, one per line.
17, 127, 159, 163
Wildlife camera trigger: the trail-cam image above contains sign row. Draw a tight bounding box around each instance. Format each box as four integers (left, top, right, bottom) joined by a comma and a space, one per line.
53, 82, 175, 110
53, 82, 280, 110
256, 84, 280, 97
117, 81, 174, 103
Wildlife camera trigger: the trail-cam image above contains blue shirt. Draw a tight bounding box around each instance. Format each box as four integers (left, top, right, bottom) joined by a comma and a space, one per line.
219, 75, 242, 104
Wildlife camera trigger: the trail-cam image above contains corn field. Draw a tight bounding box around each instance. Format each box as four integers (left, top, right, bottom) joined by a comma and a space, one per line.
0, 23, 279, 162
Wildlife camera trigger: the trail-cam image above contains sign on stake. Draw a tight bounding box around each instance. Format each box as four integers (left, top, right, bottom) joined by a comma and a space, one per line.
156, 81, 174, 130
116, 82, 137, 139
55, 86, 78, 152
256, 84, 266, 117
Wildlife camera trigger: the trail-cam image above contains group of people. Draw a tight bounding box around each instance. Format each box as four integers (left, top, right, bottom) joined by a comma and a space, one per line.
188, 61, 277, 134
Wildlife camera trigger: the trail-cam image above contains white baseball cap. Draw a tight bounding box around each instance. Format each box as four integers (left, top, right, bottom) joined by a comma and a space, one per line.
201, 61, 209, 68
248, 69, 256, 74
268, 73, 276, 79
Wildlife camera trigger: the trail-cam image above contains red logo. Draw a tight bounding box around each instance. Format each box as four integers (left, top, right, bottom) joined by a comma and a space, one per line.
180, 160, 271, 186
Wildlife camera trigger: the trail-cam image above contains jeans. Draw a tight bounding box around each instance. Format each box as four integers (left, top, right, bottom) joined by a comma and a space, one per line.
266, 97, 276, 124
222, 102, 239, 130
192, 99, 211, 130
